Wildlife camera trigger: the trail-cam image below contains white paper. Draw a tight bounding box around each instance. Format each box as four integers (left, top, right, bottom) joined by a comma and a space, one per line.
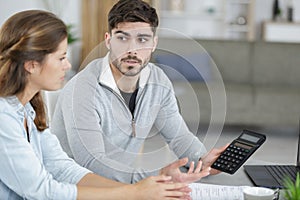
189, 183, 250, 200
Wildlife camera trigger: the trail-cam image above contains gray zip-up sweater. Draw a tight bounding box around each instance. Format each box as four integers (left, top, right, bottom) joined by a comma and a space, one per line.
51, 54, 207, 183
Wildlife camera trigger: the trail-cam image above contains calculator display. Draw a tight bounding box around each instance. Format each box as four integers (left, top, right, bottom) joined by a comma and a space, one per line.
234, 142, 252, 150
240, 133, 260, 143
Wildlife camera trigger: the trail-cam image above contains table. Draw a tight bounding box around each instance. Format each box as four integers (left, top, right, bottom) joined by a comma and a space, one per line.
199, 159, 285, 200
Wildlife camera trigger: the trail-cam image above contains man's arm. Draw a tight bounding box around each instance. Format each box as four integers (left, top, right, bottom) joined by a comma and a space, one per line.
155, 88, 207, 165
156, 86, 228, 178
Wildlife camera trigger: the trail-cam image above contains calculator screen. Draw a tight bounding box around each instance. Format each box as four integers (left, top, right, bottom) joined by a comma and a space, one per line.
234, 142, 252, 150
240, 133, 260, 143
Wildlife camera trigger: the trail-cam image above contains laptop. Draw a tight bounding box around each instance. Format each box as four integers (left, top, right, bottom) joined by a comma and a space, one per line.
244, 120, 300, 189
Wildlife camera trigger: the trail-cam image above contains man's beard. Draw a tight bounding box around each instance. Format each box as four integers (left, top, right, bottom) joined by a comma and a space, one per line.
112, 55, 150, 77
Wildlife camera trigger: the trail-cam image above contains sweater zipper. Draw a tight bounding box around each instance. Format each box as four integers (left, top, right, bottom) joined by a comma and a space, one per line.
130, 88, 146, 137
131, 118, 136, 137
102, 85, 137, 137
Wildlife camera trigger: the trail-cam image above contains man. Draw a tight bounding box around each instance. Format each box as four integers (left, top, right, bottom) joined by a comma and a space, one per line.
51, 0, 226, 184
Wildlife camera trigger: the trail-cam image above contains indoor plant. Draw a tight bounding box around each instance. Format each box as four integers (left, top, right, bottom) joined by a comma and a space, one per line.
284, 172, 300, 200
67, 24, 79, 44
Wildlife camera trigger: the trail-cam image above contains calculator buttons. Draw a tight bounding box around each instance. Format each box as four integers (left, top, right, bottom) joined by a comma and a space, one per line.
212, 143, 251, 174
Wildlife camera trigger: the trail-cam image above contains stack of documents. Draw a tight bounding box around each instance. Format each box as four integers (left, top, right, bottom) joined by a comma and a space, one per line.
189, 183, 250, 200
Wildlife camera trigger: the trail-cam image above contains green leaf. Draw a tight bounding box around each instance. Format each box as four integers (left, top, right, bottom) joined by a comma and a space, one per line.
67, 24, 79, 44
284, 172, 300, 200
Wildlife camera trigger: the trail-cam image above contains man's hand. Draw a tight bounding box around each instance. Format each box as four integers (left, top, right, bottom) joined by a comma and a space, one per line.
159, 157, 210, 184
201, 144, 229, 175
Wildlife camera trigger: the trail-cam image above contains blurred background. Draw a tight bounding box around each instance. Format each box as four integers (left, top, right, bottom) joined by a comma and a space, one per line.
1, 0, 299, 147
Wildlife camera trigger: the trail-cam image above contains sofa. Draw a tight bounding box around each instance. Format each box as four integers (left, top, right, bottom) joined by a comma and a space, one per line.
152, 38, 300, 129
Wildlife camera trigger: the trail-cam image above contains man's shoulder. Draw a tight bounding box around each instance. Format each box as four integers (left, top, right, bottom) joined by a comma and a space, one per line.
65, 58, 104, 86
79, 58, 104, 77
147, 62, 171, 83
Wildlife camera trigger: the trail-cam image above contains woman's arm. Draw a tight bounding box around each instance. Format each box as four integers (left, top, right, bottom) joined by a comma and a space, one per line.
77, 173, 124, 188
76, 175, 191, 200
41, 129, 191, 199
0, 113, 78, 199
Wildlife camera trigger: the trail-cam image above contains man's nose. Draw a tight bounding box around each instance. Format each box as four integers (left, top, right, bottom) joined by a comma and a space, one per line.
126, 40, 138, 55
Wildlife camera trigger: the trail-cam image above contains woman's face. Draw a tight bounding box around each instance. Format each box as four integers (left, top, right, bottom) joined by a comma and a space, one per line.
29, 38, 71, 91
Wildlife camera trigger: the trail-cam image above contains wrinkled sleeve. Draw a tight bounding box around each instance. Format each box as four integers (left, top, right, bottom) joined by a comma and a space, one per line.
0, 113, 77, 200
154, 85, 207, 166
41, 129, 91, 184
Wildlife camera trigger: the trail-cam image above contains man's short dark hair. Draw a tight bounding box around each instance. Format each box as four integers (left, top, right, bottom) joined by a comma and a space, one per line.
108, 0, 159, 33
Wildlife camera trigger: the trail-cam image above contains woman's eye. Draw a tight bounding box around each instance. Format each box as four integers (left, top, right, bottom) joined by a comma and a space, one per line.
60, 57, 66, 61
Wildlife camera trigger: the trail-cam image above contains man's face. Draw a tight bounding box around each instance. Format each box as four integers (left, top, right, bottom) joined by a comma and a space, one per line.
105, 22, 157, 77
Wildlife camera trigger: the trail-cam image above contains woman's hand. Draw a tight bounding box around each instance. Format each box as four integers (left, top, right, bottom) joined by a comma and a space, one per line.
132, 175, 191, 200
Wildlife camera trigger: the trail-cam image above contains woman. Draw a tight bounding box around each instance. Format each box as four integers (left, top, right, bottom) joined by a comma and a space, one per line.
0, 10, 194, 200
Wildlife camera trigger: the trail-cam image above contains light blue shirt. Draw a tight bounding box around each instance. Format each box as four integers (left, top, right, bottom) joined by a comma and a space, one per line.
0, 96, 91, 200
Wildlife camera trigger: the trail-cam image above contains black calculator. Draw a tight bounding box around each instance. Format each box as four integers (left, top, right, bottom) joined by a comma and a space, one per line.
212, 130, 266, 174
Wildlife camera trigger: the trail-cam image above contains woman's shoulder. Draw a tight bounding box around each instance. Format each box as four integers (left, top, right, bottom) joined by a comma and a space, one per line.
0, 97, 11, 111
0, 96, 21, 114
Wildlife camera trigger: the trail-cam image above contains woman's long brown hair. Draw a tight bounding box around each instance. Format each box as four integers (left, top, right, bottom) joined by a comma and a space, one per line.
0, 10, 67, 131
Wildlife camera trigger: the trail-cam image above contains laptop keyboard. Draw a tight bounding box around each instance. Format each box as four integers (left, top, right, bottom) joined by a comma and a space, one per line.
266, 165, 297, 184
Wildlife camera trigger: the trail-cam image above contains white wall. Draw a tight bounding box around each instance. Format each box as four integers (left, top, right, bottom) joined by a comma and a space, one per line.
0, 0, 299, 41
0, 0, 81, 37
293, 0, 300, 21
0, 0, 40, 24
0, 0, 82, 72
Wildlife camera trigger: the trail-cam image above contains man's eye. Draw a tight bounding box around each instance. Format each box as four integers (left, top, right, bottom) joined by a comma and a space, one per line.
117, 36, 127, 41
138, 37, 148, 43
60, 57, 66, 61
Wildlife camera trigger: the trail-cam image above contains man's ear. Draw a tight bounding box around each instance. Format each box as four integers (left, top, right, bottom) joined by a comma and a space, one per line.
105, 32, 111, 50
24, 60, 39, 74
152, 35, 158, 52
